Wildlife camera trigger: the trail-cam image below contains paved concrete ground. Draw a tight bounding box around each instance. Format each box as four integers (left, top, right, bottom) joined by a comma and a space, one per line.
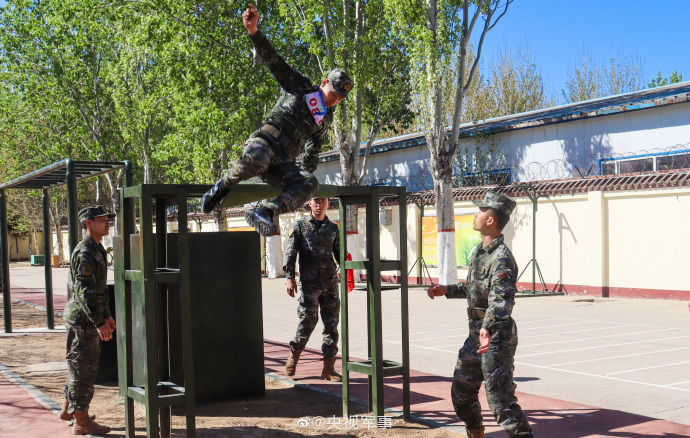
260, 277, 690, 428
3, 263, 690, 436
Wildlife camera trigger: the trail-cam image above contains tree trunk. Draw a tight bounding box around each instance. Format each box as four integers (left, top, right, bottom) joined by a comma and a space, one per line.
265, 231, 284, 278
434, 175, 457, 285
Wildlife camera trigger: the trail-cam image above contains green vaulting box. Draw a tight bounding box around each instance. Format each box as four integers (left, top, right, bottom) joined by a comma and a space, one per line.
117, 231, 265, 403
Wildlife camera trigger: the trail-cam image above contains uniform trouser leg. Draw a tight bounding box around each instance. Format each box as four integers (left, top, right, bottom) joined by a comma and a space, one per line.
289, 288, 320, 351
64, 323, 100, 413
262, 163, 319, 215
482, 324, 533, 437
221, 138, 275, 189
451, 340, 485, 430
318, 281, 340, 358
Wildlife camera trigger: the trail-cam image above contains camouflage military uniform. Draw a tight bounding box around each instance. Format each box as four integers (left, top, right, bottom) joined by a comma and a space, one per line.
284, 215, 340, 357
446, 235, 533, 437
63, 234, 111, 413
220, 29, 337, 215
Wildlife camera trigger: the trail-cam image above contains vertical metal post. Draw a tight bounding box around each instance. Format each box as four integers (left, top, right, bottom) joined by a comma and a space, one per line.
66, 159, 79, 258
366, 189, 384, 418
398, 189, 410, 420
416, 201, 423, 283
155, 199, 171, 438
42, 189, 54, 329
139, 189, 160, 438
531, 189, 537, 293
0, 189, 11, 333
177, 194, 196, 438
119, 187, 136, 436
338, 197, 350, 418
124, 160, 134, 187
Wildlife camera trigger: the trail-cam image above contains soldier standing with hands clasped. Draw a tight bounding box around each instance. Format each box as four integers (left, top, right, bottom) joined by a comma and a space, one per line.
199, 3, 354, 237
283, 197, 342, 381
427, 191, 533, 438
60, 206, 115, 436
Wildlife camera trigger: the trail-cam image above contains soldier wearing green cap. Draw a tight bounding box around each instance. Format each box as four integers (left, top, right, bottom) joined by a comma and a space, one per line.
427, 191, 533, 438
61, 205, 115, 435
200, 3, 354, 237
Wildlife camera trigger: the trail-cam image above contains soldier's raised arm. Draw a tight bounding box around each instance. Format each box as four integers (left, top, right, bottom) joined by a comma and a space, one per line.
243, 4, 311, 94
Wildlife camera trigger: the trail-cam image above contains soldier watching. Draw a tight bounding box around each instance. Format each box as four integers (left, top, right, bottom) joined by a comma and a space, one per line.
427, 191, 533, 438
60, 206, 115, 436
283, 197, 342, 381
200, 3, 353, 237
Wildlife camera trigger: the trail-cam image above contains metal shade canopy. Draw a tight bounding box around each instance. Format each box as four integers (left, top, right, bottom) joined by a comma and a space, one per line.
1, 158, 133, 333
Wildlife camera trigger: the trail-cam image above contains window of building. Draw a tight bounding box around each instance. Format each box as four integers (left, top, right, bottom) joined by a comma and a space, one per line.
600, 150, 690, 175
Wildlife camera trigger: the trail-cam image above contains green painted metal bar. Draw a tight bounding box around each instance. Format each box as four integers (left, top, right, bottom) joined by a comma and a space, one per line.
0, 189, 11, 333
155, 198, 171, 437
66, 159, 79, 270
366, 188, 385, 418
0, 159, 69, 190
139, 187, 161, 438
338, 197, 350, 418
177, 193, 197, 437
398, 188, 411, 420
119, 186, 136, 436
42, 189, 54, 329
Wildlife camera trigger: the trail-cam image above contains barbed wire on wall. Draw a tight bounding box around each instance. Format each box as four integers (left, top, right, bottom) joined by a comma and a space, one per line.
461, 142, 690, 184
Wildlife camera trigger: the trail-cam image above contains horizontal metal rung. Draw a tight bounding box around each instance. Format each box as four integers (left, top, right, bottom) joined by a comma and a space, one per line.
380, 260, 401, 271
157, 381, 186, 394
344, 260, 400, 271
153, 268, 180, 284
346, 359, 404, 377
127, 385, 187, 407
124, 270, 143, 282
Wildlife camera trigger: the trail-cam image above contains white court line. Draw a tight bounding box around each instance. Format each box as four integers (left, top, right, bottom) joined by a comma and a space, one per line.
517, 334, 690, 358
429, 328, 676, 350
382, 327, 461, 337
408, 332, 471, 342
665, 379, 690, 387
520, 327, 677, 348
515, 361, 690, 394
519, 324, 634, 339
518, 321, 600, 331
396, 341, 690, 394
606, 360, 690, 376
550, 346, 690, 367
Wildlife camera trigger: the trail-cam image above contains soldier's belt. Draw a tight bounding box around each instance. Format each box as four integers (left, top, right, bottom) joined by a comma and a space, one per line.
467, 308, 486, 319
261, 124, 291, 148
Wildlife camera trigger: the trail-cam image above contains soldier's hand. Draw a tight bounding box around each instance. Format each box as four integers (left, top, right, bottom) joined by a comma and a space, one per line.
97, 323, 113, 342
105, 316, 116, 331
243, 3, 259, 35
427, 284, 448, 299
287, 279, 297, 297
477, 328, 490, 354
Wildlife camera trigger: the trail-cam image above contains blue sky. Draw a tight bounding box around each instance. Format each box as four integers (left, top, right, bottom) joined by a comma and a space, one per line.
477, 0, 690, 100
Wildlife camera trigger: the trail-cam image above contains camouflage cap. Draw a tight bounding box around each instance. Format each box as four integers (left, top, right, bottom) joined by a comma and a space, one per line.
327, 68, 354, 97
78, 205, 115, 222
472, 191, 516, 216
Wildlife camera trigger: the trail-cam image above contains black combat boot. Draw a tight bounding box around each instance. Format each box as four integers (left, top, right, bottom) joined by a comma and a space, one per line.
244, 206, 278, 236
200, 179, 229, 213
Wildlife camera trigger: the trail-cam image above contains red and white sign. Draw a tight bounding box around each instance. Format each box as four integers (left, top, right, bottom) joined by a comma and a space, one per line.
305, 91, 327, 125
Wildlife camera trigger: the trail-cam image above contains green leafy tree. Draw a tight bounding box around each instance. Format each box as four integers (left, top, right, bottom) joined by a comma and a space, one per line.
648, 70, 683, 88
385, 0, 511, 283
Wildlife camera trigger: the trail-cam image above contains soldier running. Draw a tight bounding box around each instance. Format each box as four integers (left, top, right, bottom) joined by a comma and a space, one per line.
427, 191, 533, 438
61, 206, 115, 436
199, 4, 353, 236
283, 197, 342, 381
